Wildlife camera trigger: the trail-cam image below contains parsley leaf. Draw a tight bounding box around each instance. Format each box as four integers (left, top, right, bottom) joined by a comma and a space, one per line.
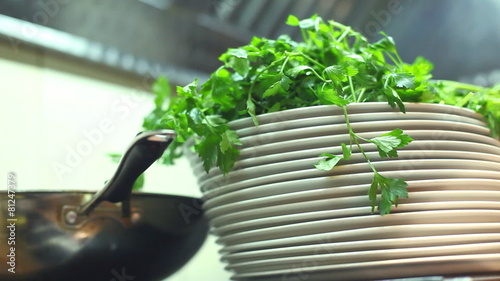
369, 129, 413, 158
384, 73, 416, 89
369, 173, 409, 215
263, 74, 291, 97
152, 76, 171, 108
315, 142, 352, 171
315, 153, 344, 171
286, 15, 300, 26
317, 87, 350, 106
222, 49, 250, 76
288, 65, 315, 78
221, 130, 242, 153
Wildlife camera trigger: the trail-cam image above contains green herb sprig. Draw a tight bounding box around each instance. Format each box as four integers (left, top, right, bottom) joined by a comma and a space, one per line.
143, 15, 499, 215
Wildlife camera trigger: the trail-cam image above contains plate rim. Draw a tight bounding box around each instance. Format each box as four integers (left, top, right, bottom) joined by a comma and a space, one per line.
217, 209, 500, 245
203, 170, 500, 211
221, 232, 500, 263
198, 157, 500, 191
212, 199, 500, 236
226, 241, 500, 272
194, 148, 500, 179
204, 178, 500, 214
235, 111, 488, 138
230, 252, 500, 280
228, 103, 485, 130
220, 222, 500, 254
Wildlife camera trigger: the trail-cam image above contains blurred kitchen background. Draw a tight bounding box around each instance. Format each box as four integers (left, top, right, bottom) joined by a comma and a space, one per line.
0, 0, 499, 280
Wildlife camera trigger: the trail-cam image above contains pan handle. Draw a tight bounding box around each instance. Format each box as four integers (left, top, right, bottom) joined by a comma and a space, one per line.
77, 129, 176, 216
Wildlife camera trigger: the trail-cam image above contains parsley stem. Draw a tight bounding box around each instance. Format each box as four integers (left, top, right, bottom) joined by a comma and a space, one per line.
383, 76, 390, 89
289, 52, 327, 69
435, 80, 486, 93
393, 52, 404, 70
342, 106, 378, 174
335, 26, 351, 44
280, 55, 291, 73
300, 29, 309, 45
348, 76, 356, 102
385, 52, 402, 71
330, 21, 363, 40
356, 88, 366, 103
455, 92, 475, 108
309, 69, 327, 82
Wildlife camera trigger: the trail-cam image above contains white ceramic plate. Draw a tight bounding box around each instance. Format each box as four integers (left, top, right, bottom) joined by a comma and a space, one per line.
207, 178, 500, 223
206, 179, 500, 225
222, 233, 500, 263
227, 242, 500, 273
186, 130, 500, 167
236, 130, 500, 160
220, 223, 500, 254
192, 141, 500, 180
199, 158, 500, 194
237, 120, 491, 148
198, 155, 500, 190
217, 210, 500, 245
212, 197, 500, 236
203, 169, 500, 209
230, 253, 500, 281
235, 111, 487, 138
228, 103, 485, 130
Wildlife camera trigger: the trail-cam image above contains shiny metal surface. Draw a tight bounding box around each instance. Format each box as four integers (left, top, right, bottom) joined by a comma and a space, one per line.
0, 191, 208, 281
0, 130, 209, 280
77, 129, 176, 215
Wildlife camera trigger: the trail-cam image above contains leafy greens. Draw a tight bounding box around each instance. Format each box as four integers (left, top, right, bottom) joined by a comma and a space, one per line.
143, 14, 500, 215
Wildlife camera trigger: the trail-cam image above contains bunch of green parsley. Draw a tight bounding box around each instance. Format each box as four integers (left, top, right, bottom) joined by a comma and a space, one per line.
143, 15, 499, 214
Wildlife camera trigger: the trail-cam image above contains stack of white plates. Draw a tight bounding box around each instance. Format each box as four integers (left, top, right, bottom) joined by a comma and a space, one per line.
185, 103, 500, 280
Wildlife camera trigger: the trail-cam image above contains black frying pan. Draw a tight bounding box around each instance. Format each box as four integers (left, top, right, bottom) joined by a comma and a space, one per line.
0, 130, 209, 281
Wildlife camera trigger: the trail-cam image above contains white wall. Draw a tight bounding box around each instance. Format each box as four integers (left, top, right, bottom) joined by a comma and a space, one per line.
0, 42, 231, 281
